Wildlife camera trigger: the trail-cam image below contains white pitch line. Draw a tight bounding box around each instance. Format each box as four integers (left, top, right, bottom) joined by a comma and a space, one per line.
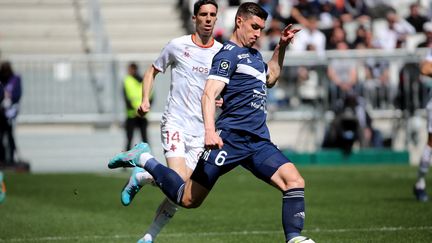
1, 226, 431, 242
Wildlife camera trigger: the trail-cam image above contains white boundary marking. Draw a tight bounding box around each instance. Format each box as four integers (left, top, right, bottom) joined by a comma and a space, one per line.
1, 226, 432, 242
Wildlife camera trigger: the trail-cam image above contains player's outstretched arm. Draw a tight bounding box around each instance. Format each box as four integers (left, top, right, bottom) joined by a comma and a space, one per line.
138, 65, 160, 117
267, 24, 300, 88
202, 79, 225, 149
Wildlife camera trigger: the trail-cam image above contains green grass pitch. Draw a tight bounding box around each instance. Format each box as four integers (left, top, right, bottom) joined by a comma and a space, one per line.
0, 165, 431, 242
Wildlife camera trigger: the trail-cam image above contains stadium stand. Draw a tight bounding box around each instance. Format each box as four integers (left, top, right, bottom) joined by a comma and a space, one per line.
0, 0, 183, 55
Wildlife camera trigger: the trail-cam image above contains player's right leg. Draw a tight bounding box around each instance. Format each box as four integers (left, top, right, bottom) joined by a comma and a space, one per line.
414, 104, 432, 202
413, 133, 432, 202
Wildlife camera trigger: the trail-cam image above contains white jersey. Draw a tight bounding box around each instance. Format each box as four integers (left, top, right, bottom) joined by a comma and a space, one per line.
153, 34, 222, 136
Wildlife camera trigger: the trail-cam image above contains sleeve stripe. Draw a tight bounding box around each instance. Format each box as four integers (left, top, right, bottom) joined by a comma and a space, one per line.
208, 75, 229, 84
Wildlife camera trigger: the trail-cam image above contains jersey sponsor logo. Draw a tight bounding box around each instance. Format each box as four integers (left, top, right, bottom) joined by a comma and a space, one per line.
217, 60, 231, 76
250, 100, 266, 113
237, 53, 250, 59
251, 84, 267, 113
253, 84, 267, 97
192, 66, 209, 74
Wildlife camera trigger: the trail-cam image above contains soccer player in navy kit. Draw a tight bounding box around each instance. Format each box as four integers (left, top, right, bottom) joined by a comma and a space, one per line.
109, 2, 314, 243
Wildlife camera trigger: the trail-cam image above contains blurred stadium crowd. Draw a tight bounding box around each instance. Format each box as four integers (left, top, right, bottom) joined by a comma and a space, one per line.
180, 0, 432, 112
181, 0, 431, 51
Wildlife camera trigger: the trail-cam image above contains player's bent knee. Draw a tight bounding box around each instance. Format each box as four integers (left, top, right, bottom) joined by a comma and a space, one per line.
289, 175, 305, 189
181, 195, 203, 208
180, 180, 208, 208
272, 163, 305, 191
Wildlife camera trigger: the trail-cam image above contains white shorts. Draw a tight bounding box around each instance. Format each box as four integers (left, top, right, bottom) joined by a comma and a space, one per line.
427, 99, 432, 133
160, 123, 204, 170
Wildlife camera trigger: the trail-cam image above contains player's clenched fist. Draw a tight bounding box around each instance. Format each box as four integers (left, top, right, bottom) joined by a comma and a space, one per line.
137, 100, 151, 117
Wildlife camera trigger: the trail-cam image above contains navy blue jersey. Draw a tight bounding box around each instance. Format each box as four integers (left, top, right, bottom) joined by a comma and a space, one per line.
208, 41, 270, 140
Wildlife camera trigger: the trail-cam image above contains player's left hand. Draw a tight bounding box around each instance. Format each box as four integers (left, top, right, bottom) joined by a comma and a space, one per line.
279, 24, 301, 47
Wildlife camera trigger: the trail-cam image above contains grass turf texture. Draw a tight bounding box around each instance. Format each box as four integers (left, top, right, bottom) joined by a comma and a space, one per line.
0, 165, 431, 242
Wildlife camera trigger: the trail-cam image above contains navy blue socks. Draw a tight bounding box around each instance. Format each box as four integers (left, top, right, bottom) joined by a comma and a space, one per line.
144, 158, 185, 205
282, 188, 305, 241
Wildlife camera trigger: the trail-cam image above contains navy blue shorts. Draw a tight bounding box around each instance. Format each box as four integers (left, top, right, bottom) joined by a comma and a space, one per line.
190, 130, 291, 190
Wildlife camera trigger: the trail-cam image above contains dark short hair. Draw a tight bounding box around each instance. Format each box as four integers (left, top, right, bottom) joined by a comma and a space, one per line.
235, 2, 268, 21
128, 62, 138, 70
0, 61, 14, 82
193, 0, 218, 16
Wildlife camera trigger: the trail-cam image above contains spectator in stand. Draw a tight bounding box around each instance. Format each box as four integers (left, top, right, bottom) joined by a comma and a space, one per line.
337, 0, 370, 24
376, 10, 415, 50
406, 3, 429, 33
362, 0, 394, 19
262, 18, 283, 51
319, 0, 343, 40
322, 93, 383, 153
327, 41, 359, 108
351, 24, 375, 49
257, 0, 279, 20
326, 26, 347, 50
290, 15, 326, 56
418, 22, 432, 48
363, 58, 391, 108
282, 0, 320, 27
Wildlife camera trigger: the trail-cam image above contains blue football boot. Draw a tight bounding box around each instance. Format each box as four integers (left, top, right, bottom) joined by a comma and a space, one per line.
108, 142, 151, 169
121, 167, 145, 206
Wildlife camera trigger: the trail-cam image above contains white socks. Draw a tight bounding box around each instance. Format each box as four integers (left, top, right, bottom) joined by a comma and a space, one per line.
144, 198, 178, 241
139, 152, 154, 168
135, 171, 154, 186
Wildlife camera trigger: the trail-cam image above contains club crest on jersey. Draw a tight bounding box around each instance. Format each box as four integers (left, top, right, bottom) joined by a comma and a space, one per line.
217, 60, 230, 76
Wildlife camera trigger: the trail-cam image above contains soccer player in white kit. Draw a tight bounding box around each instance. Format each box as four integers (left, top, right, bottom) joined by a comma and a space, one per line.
414, 49, 432, 202
118, 1, 222, 242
